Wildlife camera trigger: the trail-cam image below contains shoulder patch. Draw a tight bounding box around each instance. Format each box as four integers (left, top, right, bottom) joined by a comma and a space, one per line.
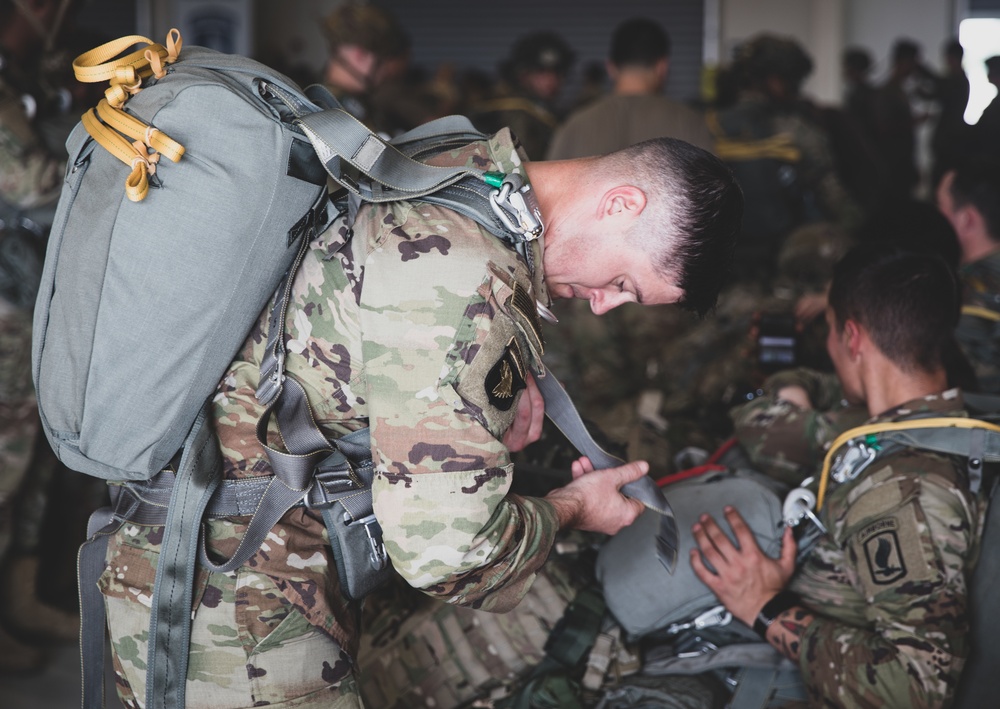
484, 338, 526, 411
859, 519, 907, 585
851, 502, 934, 593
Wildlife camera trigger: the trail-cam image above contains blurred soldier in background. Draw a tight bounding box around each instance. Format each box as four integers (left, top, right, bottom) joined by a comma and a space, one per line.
321, 1, 412, 134
470, 30, 575, 159
937, 161, 1000, 394
546, 17, 713, 160
920, 38, 971, 188
873, 39, 922, 201
709, 34, 861, 284
0, 0, 81, 674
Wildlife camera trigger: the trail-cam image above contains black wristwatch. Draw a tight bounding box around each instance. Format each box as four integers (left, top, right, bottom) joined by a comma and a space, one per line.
752, 590, 801, 640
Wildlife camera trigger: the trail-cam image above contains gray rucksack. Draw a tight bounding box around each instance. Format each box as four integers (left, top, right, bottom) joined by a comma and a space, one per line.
32, 31, 536, 482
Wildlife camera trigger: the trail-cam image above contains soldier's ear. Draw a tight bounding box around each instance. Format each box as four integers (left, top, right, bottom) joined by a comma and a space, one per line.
600, 185, 646, 221
844, 319, 864, 360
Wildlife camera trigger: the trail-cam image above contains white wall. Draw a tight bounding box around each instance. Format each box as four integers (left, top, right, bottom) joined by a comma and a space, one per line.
845, 0, 956, 86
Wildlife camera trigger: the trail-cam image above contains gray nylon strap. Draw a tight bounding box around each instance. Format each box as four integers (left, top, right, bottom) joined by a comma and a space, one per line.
79, 507, 121, 709
298, 109, 482, 200
417, 179, 520, 241
969, 427, 986, 495
197, 380, 338, 575
389, 114, 482, 148
534, 367, 679, 571
257, 194, 329, 407
146, 404, 221, 709
644, 642, 790, 676
728, 667, 781, 709
879, 428, 1000, 463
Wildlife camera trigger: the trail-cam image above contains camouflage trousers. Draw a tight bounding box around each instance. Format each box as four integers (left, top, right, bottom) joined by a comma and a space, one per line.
101, 522, 362, 709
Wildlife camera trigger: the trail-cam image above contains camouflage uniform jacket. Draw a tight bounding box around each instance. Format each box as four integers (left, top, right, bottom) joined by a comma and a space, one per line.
730, 368, 868, 487
789, 390, 985, 708
0, 70, 61, 211
956, 249, 1000, 394
210, 128, 559, 657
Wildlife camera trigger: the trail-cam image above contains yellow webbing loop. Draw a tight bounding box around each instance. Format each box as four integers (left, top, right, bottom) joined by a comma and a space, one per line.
147, 29, 183, 79
72, 35, 158, 84
95, 99, 184, 163
816, 417, 1000, 510
81, 108, 159, 202
961, 305, 1000, 323
76, 29, 186, 201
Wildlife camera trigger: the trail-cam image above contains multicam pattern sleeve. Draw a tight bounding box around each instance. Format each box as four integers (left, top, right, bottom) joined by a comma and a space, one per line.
790, 393, 983, 708
730, 368, 867, 487
956, 251, 1000, 393
359, 133, 559, 611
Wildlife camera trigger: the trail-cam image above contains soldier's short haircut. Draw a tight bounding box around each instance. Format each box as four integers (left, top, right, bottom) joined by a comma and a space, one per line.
609, 18, 671, 68
606, 137, 743, 317
948, 160, 1000, 243
843, 47, 872, 75
828, 245, 960, 374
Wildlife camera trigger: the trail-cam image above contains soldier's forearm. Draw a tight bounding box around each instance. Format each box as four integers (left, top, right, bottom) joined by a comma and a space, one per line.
764, 605, 815, 661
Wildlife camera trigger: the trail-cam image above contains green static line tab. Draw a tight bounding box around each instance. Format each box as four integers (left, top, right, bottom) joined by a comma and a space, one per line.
483, 171, 506, 188
864, 434, 881, 451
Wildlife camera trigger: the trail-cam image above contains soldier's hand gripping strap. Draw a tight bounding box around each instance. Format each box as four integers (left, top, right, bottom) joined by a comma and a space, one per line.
534, 366, 679, 572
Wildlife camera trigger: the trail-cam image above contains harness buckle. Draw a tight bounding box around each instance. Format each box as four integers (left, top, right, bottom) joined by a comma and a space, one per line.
832, 439, 879, 483
302, 470, 354, 510
665, 604, 732, 635
355, 513, 388, 570
488, 175, 544, 241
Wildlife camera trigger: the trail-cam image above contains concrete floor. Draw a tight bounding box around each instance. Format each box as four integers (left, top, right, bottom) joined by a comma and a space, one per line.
0, 641, 125, 709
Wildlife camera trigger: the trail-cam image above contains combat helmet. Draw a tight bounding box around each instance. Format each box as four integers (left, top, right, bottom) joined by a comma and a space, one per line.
322, 2, 408, 59
502, 30, 576, 81
733, 33, 814, 92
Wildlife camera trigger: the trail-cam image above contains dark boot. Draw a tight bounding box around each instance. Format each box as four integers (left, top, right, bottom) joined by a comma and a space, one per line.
0, 622, 44, 674
1, 555, 80, 643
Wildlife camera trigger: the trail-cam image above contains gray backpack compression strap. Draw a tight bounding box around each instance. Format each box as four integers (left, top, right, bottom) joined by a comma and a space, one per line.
146, 403, 222, 709
79, 507, 126, 709
877, 427, 1000, 495
534, 367, 679, 572
79, 409, 227, 709
297, 109, 484, 202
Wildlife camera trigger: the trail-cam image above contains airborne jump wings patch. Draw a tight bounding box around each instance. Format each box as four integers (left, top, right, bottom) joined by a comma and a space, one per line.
485, 338, 526, 411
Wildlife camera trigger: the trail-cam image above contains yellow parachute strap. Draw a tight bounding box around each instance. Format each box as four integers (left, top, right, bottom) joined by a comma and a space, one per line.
81, 108, 160, 202
816, 417, 1000, 510
95, 99, 184, 163
961, 305, 1000, 323
705, 109, 802, 163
